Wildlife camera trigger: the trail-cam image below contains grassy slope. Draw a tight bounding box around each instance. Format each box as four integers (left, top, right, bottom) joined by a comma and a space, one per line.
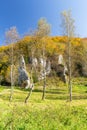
0, 78, 87, 130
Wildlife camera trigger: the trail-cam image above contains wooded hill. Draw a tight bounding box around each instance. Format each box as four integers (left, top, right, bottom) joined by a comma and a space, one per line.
0, 36, 86, 85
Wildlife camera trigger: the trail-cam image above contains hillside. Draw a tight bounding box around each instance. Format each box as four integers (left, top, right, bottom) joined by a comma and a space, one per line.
0, 36, 86, 85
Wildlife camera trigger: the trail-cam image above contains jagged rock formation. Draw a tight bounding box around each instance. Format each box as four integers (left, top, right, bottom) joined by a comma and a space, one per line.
31, 57, 51, 80
18, 55, 31, 89
58, 54, 68, 83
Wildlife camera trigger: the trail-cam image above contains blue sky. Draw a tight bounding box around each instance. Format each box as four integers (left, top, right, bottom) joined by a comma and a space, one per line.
0, 0, 87, 45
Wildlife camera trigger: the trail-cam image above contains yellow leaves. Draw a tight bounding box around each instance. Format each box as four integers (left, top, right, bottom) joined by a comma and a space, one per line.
46, 39, 58, 55
51, 36, 67, 43
2, 56, 8, 63
71, 38, 81, 46
22, 36, 31, 43
5, 65, 18, 83
0, 36, 82, 61
0, 45, 9, 53
0, 70, 4, 75
32, 36, 67, 56
0, 54, 9, 65
34, 37, 59, 55
0, 64, 2, 67
17, 36, 31, 47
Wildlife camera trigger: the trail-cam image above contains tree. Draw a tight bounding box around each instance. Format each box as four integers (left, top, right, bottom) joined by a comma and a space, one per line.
36, 18, 51, 100
61, 10, 75, 101
5, 26, 19, 101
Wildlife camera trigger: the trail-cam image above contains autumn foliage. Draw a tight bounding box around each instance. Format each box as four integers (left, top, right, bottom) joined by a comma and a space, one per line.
0, 36, 85, 85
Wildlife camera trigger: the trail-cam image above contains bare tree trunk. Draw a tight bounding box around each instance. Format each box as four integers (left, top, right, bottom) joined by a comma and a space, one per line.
25, 66, 33, 103
42, 74, 46, 100
25, 51, 34, 103
9, 45, 14, 101
42, 49, 46, 100
68, 40, 72, 101
25, 84, 34, 103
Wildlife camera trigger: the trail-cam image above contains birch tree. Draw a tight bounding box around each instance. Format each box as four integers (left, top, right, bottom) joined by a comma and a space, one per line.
5, 26, 19, 101
61, 10, 75, 101
36, 18, 51, 100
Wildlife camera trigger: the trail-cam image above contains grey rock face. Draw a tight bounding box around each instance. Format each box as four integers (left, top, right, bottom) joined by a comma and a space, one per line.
58, 54, 64, 65
18, 55, 30, 89
18, 68, 29, 84
58, 54, 68, 83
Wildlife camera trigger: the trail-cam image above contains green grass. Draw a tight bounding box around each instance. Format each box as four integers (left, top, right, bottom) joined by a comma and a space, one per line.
0, 77, 87, 130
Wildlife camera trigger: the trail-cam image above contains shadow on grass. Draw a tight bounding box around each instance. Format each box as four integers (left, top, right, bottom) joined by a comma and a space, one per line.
46, 95, 87, 100
1, 86, 87, 102
33, 88, 67, 94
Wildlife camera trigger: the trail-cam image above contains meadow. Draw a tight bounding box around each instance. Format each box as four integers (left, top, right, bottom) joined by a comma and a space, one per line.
0, 77, 87, 130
